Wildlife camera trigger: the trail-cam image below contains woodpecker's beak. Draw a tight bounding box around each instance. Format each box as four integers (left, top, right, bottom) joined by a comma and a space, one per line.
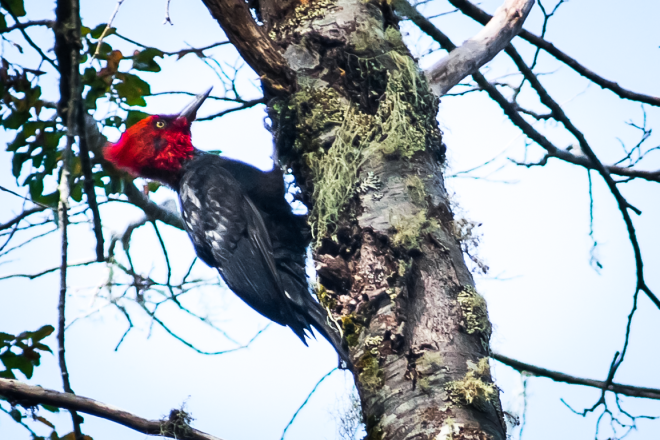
178, 87, 213, 122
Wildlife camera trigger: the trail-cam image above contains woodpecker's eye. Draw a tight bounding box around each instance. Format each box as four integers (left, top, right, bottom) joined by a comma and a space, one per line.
155, 120, 166, 129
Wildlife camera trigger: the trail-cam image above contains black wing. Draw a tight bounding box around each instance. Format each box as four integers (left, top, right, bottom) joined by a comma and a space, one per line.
178, 165, 295, 326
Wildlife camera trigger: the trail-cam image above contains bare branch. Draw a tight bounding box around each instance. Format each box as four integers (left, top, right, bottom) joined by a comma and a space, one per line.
113, 34, 230, 57
0, 19, 54, 34
419, 0, 535, 95
123, 181, 185, 230
196, 98, 265, 121
447, 0, 660, 107
504, 45, 660, 309
0, 259, 99, 281
200, 0, 294, 94
280, 368, 338, 439
0, 1, 58, 70
493, 353, 660, 400
0, 207, 47, 231
0, 379, 225, 440
400, 3, 658, 184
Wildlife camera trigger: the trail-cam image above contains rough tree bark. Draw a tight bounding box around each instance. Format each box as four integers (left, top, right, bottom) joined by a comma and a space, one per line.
203, 0, 507, 438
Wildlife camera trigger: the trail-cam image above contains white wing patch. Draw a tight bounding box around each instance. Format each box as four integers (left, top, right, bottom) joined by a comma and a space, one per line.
181, 185, 202, 208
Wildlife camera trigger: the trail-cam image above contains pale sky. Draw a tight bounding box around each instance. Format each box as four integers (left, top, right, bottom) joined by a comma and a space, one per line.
1, 1, 659, 439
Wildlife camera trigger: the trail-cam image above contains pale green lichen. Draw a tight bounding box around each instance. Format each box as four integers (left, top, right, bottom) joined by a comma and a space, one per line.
268, 0, 337, 40
418, 351, 444, 393
357, 352, 384, 392
457, 286, 491, 337
365, 335, 383, 355
405, 175, 427, 207
341, 314, 363, 348
417, 350, 444, 375
445, 358, 495, 408
315, 282, 337, 310
286, 51, 441, 245
391, 210, 438, 251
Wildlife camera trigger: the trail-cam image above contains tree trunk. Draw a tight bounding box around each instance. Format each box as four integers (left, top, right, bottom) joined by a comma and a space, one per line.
216, 0, 506, 437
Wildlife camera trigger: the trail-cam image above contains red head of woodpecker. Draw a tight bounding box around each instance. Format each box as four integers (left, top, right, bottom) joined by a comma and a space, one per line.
104, 88, 211, 184
103, 90, 351, 368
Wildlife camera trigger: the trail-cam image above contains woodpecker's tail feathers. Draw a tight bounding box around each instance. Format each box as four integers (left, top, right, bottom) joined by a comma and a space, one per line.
306, 300, 353, 370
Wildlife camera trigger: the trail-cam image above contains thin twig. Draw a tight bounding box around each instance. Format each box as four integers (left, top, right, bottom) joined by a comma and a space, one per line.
164, 0, 173, 25
0, 260, 100, 281
113, 33, 229, 56
0, 0, 58, 70
280, 368, 339, 439
0, 207, 48, 231
196, 98, 264, 121
0, 185, 52, 209
92, 0, 126, 61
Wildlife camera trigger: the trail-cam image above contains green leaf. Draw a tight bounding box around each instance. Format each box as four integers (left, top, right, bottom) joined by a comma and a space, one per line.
3, 110, 30, 130
70, 181, 83, 202
22, 121, 46, 139
0, 13, 7, 30
1, 351, 33, 378
104, 116, 123, 128
34, 191, 59, 207
147, 182, 161, 193
9, 408, 22, 422
90, 24, 115, 39
42, 130, 65, 151
33, 342, 52, 353
89, 41, 112, 58
41, 404, 60, 413
0, 370, 16, 379
28, 176, 44, 200
126, 110, 149, 127
29, 325, 54, 342
115, 73, 151, 107
81, 25, 91, 37
132, 48, 164, 72
11, 151, 28, 177
3, 0, 26, 17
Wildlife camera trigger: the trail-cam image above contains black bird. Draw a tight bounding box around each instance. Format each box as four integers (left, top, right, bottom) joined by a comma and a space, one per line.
104, 89, 351, 367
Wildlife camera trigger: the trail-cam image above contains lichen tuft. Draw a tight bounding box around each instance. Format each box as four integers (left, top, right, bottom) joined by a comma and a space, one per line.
445, 358, 495, 409
357, 352, 384, 391
284, 51, 442, 246
341, 314, 363, 347
391, 210, 438, 251
456, 286, 491, 337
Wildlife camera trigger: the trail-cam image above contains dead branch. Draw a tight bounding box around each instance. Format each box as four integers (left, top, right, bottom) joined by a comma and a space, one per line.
0, 379, 224, 440
196, 98, 265, 121
493, 352, 660, 400
421, 0, 535, 95
200, 0, 294, 95
0, 1, 58, 69
0, 207, 47, 231
0, 19, 54, 34
447, 0, 660, 107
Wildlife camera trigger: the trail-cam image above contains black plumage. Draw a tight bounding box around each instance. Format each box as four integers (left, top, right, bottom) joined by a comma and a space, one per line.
175, 152, 350, 366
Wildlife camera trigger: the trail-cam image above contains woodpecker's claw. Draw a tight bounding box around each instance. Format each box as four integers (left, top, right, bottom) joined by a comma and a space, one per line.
178, 87, 213, 122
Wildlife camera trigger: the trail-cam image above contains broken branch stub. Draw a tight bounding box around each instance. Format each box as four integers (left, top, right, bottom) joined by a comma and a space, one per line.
424, 0, 535, 96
